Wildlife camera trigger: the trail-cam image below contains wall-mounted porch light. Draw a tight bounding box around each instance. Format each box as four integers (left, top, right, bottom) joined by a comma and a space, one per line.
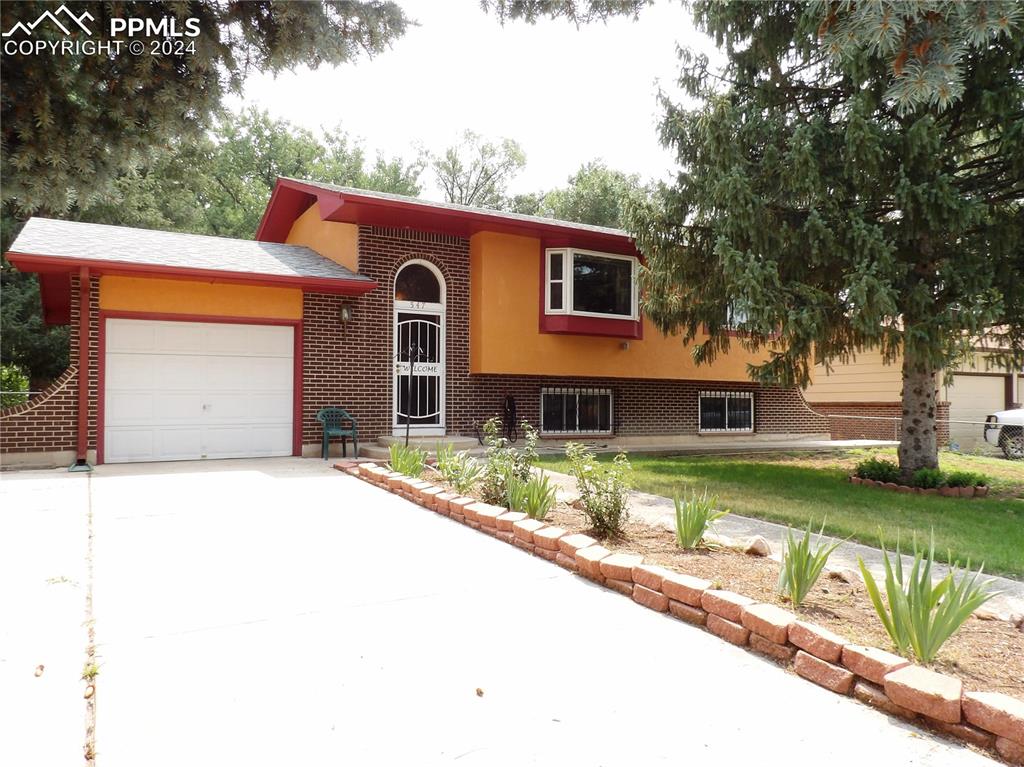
339, 302, 354, 326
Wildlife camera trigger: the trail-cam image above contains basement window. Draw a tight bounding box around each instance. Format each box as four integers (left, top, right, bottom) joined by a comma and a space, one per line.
699, 391, 754, 433
541, 387, 613, 435
545, 249, 638, 320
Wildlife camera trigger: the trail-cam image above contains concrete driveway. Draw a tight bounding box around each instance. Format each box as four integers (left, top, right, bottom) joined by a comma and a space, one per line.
2, 458, 997, 765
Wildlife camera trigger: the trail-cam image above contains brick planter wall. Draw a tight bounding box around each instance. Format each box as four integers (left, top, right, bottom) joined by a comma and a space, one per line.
0, 275, 99, 456
812, 401, 950, 445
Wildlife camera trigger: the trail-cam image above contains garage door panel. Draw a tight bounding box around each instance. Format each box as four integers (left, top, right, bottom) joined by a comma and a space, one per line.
946, 374, 1005, 450
104, 319, 294, 463
106, 321, 157, 353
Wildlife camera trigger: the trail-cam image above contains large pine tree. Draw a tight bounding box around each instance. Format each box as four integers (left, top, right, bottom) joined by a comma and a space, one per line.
623, 1, 1024, 474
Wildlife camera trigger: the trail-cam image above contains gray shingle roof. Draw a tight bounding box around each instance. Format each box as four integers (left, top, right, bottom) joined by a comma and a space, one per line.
282, 177, 631, 239
8, 217, 372, 283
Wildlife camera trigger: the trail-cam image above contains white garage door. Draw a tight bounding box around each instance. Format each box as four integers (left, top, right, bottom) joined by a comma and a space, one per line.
945, 374, 1005, 450
104, 319, 294, 463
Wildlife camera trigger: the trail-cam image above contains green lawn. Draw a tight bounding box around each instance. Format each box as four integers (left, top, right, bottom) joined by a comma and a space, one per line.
537, 449, 1024, 578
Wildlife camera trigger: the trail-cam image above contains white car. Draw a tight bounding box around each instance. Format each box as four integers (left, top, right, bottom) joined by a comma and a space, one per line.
984, 408, 1024, 460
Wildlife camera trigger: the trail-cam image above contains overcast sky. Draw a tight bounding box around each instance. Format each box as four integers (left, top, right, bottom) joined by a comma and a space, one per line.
228, 0, 716, 200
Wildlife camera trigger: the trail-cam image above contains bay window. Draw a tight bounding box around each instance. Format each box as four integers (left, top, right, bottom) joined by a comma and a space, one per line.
699, 391, 754, 433
545, 248, 638, 320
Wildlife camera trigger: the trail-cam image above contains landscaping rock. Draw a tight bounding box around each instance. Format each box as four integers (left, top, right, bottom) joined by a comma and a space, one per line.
668, 600, 707, 626
631, 564, 672, 592
789, 621, 848, 663
575, 545, 611, 581
534, 547, 558, 562
996, 736, 1024, 765
841, 645, 909, 686
512, 518, 546, 543
449, 497, 476, 517
974, 604, 1024, 625
495, 511, 527, 531
826, 567, 860, 584
707, 614, 750, 646
740, 603, 795, 644
962, 691, 1024, 743
661, 572, 711, 606
434, 492, 459, 514
557, 533, 597, 557
748, 633, 796, 663
533, 526, 567, 551
511, 537, 533, 553
633, 584, 669, 613
470, 503, 506, 528
701, 589, 756, 623
883, 665, 962, 724
496, 531, 515, 545
927, 719, 995, 749
421, 486, 444, 506
795, 651, 855, 695
853, 681, 918, 720
605, 578, 634, 597
555, 552, 577, 571
742, 535, 772, 557
599, 553, 644, 582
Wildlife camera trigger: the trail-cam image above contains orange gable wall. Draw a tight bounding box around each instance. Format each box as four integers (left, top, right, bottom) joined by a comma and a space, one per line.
284, 202, 359, 271
99, 276, 302, 319
470, 231, 771, 380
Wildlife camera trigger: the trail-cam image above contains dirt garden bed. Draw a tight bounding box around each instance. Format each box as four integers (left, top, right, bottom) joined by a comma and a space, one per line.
540, 503, 1024, 699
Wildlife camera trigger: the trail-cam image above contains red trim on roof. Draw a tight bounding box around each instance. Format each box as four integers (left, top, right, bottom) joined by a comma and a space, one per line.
258, 178, 640, 256
6, 252, 377, 296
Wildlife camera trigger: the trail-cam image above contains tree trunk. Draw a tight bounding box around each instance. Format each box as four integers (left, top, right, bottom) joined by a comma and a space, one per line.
898, 357, 940, 477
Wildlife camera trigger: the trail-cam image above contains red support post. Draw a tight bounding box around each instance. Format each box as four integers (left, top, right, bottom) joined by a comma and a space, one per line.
75, 267, 90, 465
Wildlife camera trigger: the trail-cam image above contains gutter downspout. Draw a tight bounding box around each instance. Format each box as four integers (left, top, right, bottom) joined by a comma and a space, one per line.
70, 267, 92, 472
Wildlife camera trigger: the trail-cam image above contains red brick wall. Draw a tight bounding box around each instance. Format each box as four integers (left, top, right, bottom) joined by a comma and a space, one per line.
301, 226, 471, 447
460, 375, 830, 437
0, 275, 99, 455
808, 401, 950, 445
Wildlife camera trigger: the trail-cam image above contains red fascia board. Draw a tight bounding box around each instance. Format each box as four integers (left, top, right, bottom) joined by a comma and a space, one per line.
266, 178, 639, 255
5, 252, 378, 296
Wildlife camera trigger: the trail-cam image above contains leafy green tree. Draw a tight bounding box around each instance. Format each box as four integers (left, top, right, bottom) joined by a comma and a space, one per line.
626, 1, 1024, 475
431, 131, 526, 208
1, 1, 409, 217
538, 162, 644, 228
483, 0, 650, 24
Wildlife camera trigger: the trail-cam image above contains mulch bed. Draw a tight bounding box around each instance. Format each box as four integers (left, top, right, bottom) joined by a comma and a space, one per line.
539, 503, 1024, 699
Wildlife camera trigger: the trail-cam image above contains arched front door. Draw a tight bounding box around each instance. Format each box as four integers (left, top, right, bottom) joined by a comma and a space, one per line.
393, 260, 445, 436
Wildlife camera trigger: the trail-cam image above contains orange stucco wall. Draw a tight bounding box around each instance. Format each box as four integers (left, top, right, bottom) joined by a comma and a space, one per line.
469, 231, 772, 380
99, 276, 303, 319
284, 202, 359, 271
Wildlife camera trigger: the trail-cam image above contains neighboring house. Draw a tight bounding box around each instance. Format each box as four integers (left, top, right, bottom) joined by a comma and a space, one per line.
803, 343, 1023, 450
1, 179, 830, 467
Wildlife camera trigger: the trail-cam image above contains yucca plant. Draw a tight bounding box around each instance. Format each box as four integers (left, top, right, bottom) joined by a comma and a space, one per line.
522, 472, 558, 520
777, 521, 842, 607
505, 472, 528, 513
389, 443, 426, 477
858, 536, 998, 663
673, 487, 728, 549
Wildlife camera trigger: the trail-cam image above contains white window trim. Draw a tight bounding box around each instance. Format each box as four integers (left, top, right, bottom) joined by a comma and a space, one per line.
698, 390, 755, 433
540, 387, 614, 436
544, 248, 639, 321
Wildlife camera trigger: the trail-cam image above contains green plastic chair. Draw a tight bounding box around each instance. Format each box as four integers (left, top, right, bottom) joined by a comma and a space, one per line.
315, 407, 359, 460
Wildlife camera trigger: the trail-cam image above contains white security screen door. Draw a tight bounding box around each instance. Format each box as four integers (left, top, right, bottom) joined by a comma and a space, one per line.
104, 318, 293, 463
392, 261, 445, 436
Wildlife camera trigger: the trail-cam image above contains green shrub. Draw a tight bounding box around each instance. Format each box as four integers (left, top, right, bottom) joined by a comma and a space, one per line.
672, 487, 728, 549
388, 443, 426, 477
910, 468, 945, 489
944, 470, 988, 488
522, 472, 557, 520
1, 363, 29, 408
434, 443, 482, 495
479, 416, 538, 505
858, 537, 997, 663
854, 457, 901, 483
777, 521, 842, 606
565, 442, 631, 537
